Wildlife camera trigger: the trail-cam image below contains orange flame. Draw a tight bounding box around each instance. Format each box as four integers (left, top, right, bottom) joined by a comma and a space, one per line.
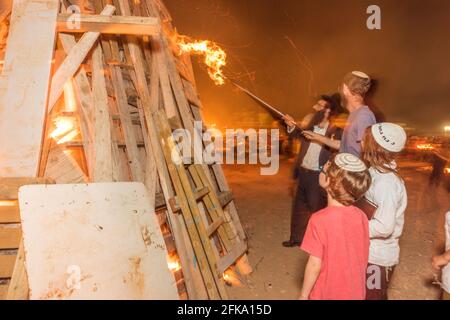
167, 254, 182, 272
176, 36, 227, 86
222, 269, 243, 287
416, 143, 434, 150
50, 117, 79, 145
51, 117, 74, 139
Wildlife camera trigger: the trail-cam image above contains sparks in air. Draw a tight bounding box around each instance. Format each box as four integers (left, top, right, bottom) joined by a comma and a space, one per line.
176, 36, 227, 86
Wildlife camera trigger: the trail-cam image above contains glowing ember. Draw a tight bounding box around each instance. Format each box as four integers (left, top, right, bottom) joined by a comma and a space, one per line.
51, 117, 74, 139
416, 143, 434, 150
176, 36, 227, 86
50, 117, 79, 145
222, 269, 243, 287
167, 254, 182, 272
445, 167, 450, 174
57, 129, 79, 145
0, 200, 17, 207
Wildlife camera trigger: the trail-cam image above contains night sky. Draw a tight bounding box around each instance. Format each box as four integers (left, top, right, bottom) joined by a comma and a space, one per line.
164, 0, 450, 133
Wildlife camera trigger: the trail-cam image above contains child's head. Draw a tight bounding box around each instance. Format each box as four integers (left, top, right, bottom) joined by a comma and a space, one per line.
320, 153, 371, 206
361, 123, 407, 173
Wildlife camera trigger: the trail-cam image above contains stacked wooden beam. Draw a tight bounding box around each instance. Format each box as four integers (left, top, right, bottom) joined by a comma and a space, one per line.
0, 0, 251, 300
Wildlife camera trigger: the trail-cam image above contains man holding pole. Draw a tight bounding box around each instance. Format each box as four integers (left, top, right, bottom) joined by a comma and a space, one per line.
282, 95, 343, 247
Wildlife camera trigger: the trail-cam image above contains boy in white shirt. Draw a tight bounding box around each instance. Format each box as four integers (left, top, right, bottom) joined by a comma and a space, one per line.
361, 123, 408, 300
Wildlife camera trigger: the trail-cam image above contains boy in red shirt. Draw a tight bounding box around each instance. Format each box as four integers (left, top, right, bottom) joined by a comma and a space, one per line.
299, 153, 372, 300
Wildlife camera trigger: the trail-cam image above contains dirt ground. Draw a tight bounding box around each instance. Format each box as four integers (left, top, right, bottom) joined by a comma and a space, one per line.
224, 158, 449, 300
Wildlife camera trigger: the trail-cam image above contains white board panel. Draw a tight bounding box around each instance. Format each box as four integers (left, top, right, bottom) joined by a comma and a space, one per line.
18, 182, 179, 300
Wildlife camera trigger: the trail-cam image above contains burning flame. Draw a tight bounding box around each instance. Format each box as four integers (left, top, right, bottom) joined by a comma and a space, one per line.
445, 167, 450, 174
57, 129, 79, 145
51, 117, 74, 139
222, 269, 243, 287
416, 143, 434, 150
0, 200, 17, 207
167, 254, 182, 272
176, 36, 227, 86
50, 117, 79, 145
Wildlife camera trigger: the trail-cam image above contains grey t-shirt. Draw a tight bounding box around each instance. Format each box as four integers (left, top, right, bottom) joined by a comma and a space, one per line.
340, 106, 377, 156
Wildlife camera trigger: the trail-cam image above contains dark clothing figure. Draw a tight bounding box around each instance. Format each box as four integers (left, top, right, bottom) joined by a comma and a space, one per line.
429, 151, 448, 187
290, 168, 326, 243
287, 124, 343, 245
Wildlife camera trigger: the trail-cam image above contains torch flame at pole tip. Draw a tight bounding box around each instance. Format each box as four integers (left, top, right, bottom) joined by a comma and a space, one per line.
175, 35, 227, 86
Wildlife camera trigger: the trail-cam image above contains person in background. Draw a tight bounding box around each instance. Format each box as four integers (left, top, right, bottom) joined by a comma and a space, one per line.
302, 71, 377, 157
361, 123, 408, 300
282, 95, 343, 247
429, 149, 448, 187
432, 211, 450, 300
299, 153, 371, 300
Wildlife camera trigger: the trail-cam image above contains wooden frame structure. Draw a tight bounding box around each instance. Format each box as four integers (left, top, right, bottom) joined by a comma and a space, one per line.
0, 0, 252, 300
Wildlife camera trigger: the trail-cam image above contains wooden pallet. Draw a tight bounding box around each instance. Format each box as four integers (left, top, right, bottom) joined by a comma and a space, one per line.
156, 110, 250, 299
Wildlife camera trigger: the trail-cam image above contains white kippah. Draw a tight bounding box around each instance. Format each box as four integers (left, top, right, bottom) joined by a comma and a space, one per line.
334, 153, 367, 172
352, 71, 371, 80
371, 123, 407, 153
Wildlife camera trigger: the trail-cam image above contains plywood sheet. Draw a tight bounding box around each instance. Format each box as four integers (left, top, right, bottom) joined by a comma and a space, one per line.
0, 0, 59, 177
18, 183, 178, 300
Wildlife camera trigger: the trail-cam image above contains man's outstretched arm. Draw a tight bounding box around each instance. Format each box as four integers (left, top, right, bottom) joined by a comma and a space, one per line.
303, 131, 341, 150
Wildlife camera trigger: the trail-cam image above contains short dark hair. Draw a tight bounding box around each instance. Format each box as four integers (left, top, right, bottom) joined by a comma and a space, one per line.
319, 94, 341, 116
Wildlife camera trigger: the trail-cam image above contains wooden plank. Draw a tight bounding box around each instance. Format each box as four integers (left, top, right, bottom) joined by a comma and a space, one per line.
217, 241, 248, 275
0, 0, 11, 24
110, 66, 144, 182
155, 192, 166, 210
0, 254, 16, 278
0, 0, 59, 177
0, 204, 20, 223
47, 5, 116, 113
0, 284, 8, 300
152, 38, 179, 119
206, 217, 225, 237
0, 178, 53, 200
0, 226, 21, 250
218, 191, 234, 208
45, 146, 88, 184
57, 14, 160, 35
91, 44, 113, 182
182, 78, 202, 108
6, 242, 28, 300
194, 187, 210, 200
